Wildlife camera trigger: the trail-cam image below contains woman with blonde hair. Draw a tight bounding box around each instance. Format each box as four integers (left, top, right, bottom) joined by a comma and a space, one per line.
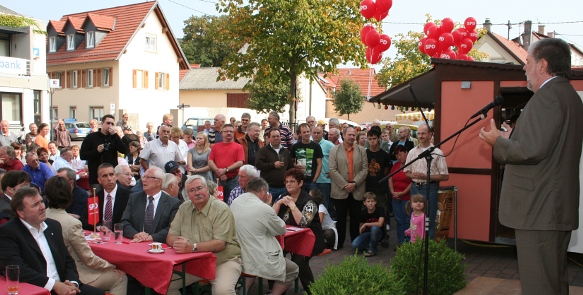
89, 119, 99, 133
187, 132, 212, 181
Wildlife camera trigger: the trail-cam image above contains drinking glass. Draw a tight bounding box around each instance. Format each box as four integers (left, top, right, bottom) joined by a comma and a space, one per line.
6, 265, 19, 295
114, 223, 123, 244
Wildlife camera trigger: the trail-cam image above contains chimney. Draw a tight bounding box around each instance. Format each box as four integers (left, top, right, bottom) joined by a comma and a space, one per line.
522, 20, 532, 51
483, 18, 492, 32
538, 25, 545, 35
548, 31, 555, 38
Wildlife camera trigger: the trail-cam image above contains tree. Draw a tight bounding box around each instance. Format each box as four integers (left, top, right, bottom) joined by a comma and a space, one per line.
216, 0, 367, 123
245, 76, 290, 114
0, 14, 45, 35
180, 15, 237, 67
333, 79, 363, 120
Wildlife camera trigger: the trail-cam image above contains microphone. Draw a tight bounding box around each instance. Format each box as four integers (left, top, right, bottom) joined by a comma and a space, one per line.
470, 96, 504, 119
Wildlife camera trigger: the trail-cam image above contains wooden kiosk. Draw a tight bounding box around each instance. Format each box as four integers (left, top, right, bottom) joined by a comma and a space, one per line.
371, 59, 583, 250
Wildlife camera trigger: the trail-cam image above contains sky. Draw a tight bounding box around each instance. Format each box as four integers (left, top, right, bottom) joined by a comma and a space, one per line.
5, 0, 583, 62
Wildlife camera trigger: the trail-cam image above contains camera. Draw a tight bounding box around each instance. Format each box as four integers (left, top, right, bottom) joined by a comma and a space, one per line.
103, 142, 112, 151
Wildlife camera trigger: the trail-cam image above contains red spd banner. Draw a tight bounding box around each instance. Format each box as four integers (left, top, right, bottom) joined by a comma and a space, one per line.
88, 196, 99, 225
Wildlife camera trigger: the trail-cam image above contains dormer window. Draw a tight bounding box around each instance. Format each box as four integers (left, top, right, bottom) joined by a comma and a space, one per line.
86, 31, 95, 48
49, 36, 57, 52
67, 34, 75, 50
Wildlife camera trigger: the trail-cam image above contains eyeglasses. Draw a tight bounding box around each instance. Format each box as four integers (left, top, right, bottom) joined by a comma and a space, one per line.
187, 186, 206, 194
142, 176, 160, 181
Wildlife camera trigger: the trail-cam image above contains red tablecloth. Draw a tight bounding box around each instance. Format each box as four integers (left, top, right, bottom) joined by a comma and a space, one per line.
277, 226, 316, 257
87, 236, 216, 294
0, 276, 50, 295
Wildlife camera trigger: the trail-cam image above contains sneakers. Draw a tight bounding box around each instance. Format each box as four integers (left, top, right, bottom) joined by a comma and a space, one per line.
364, 250, 377, 257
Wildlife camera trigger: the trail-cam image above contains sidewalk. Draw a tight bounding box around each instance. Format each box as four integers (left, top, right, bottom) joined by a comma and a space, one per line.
248, 221, 583, 294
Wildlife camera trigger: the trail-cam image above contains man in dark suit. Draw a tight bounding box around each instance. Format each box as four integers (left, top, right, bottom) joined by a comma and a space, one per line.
120, 166, 180, 243
95, 163, 131, 232
480, 38, 583, 295
56, 168, 89, 230
0, 186, 103, 295
0, 170, 31, 220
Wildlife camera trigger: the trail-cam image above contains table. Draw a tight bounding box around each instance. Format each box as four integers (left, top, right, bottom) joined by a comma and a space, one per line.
0, 276, 50, 295
277, 225, 316, 257
87, 236, 216, 294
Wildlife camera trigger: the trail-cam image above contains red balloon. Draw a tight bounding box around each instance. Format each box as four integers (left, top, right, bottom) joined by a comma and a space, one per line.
427, 25, 441, 39
441, 18, 454, 33
452, 30, 463, 47
465, 17, 477, 31
418, 37, 427, 54
376, 0, 393, 13
360, 0, 376, 19
365, 29, 380, 47
456, 53, 468, 60
458, 38, 473, 54
424, 38, 439, 56
438, 33, 454, 50
424, 22, 436, 35
375, 34, 392, 52
360, 25, 375, 45
366, 47, 383, 64
458, 27, 468, 40
467, 55, 475, 61
373, 10, 388, 21
468, 29, 479, 42
440, 48, 456, 59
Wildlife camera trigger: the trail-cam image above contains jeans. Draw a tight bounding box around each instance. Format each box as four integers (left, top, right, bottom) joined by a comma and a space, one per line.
302, 181, 316, 194
410, 182, 438, 238
269, 186, 288, 200
220, 176, 239, 204
351, 226, 384, 253
392, 198, 410, 245
316, 183, 335, 219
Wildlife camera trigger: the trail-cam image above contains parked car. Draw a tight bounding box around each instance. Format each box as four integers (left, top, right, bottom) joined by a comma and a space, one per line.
64, 119, 91, 140
181, 117, 213, 132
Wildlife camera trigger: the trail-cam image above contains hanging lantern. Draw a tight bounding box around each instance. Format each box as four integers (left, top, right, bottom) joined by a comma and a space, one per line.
384, 104, 388, 110
391, 105, 395, 110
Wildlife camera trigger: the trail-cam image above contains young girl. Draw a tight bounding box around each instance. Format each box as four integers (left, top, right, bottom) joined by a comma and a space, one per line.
310, 188, 337, 250
405, 194, 426, 243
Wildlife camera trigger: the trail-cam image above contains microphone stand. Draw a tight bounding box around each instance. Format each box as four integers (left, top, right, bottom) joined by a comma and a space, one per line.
380, 112, 489, 295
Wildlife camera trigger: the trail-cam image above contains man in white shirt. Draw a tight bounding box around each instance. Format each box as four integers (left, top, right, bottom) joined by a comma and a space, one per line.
139, 125, 183, 171
52, 147, 75, 173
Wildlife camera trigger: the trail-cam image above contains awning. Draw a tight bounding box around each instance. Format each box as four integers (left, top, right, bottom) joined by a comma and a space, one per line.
396, 110, 434, 122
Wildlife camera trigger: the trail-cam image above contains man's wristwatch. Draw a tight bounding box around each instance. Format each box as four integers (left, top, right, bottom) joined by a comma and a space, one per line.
192, 243, 198, 252
70, 281, 79, 288
225, 167, 229, 172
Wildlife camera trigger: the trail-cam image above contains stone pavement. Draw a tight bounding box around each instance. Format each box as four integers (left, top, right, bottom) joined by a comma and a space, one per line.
246, 220, 583, 294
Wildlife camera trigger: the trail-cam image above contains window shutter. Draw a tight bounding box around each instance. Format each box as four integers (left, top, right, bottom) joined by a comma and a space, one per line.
67, 71, 71, 89
144, 71, 149, 89
77, 71, 81, 88
132, 69, 137, 88
109, 67, 113, 86
81, 70, 86, 88
96, 69, 101, 87
155, 72, 159, 90
165, 73, 169, 90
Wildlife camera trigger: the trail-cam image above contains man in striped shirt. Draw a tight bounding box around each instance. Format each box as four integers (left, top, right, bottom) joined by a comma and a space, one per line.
264, 111, 293, 149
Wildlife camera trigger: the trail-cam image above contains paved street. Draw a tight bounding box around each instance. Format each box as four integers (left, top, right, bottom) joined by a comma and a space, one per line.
246, 219, 583, 294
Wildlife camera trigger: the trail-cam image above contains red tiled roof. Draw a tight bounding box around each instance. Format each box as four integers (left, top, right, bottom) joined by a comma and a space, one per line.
491, 32, 527, 65
48, 20, 65, 35
324, 68, 386, 97
63, 16, 85, 32
85, 13, 116, 31
47, 1, 188, 69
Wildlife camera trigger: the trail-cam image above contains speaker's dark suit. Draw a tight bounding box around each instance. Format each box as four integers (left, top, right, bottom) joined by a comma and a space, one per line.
120, 191, 180, 242
96, 185, 132, 227
0, 218, 103, 294
0, 194, 12, 219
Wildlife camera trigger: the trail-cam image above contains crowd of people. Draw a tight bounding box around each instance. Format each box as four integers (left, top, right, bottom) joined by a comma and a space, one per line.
0, 109, 450, 295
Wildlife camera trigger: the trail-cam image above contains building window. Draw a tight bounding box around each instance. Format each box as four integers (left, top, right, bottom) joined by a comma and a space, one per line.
70, 107, 77, 119
33, 90, 41, 125
90, 107, 104, 121
102, 68, 110, 87
86, 31, 95, 48
55, 72, 63, 88
155, 72, 169, 90
145, 34, 156, 52
67, 34, 75, 50
86, 69, 93, 88
49, 36, 57, 52
70, 70, 78, 88
1, 93, 22, 122
133, 69, 148, 89
51, 107, 58, 121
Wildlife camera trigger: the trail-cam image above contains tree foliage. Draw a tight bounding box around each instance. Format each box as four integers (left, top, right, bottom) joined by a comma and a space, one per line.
180, 15, 237, 67
333, 79, 364, 120
216, 0, 367, 122
0, 14, 45, 35
245, 76, 291, 114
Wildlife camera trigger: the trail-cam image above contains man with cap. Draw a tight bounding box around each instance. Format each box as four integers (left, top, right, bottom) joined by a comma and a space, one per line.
317, 119, 329, 140
165, 160, 187, 201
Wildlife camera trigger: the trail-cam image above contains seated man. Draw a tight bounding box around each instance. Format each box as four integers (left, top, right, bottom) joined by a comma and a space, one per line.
45, 176, 127, 295
115, 164, 135, 190
166, 175, 242, 295
0, 170, 30, 221
120, 167, 181, 243
52, 147, 75, 173
0, 186, 104, 295
226, 164, 258, 205
57, 168, 89, 229
231, 177, 299, 295
0, 146, 24, 171
96, 163, 132, 232
162, 173, 180, 199
22, 152, 54, 194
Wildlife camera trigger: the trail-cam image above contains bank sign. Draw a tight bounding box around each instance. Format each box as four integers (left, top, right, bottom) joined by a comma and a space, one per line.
0, 56, 28, 75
